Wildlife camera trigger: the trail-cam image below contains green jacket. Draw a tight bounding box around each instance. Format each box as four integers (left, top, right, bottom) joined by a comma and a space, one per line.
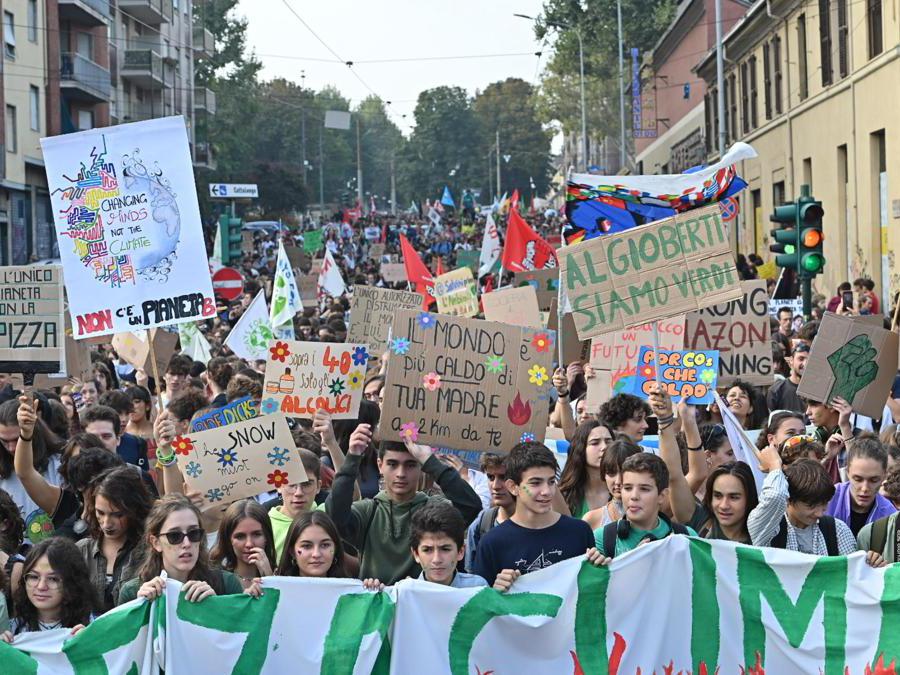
857, 511, 900, 563
326, 453, 482, 584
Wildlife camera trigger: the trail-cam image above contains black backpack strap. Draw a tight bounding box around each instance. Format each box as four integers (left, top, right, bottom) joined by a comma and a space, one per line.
770, 517, 789, 549
871, 516, 890, 556
478, 507, 499, 538
602, 522, 618, 559
818, 516, 839, 556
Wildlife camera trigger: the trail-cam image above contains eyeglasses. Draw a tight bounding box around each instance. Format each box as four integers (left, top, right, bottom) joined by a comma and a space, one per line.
781, 434, 818, 450
160, 528, 205, 545
24, 572, 62, 590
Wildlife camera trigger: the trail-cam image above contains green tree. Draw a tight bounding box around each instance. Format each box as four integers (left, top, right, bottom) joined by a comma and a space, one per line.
473, 78, 553, 201
355, 96, 406, 210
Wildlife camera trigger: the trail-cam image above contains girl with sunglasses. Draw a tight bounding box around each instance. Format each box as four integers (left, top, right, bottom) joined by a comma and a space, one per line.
1, 537, 95, 641
210, 499, 276, 590
117, 495, 243, 605
245, 511, 382, 597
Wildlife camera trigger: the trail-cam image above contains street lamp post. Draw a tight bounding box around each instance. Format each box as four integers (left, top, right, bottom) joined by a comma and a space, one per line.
617, 0, 626, 170
515, 13, 588, 171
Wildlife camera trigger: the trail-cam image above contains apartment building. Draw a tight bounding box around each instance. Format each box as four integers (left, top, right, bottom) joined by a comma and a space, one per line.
0, 0, 214, 265
697, 0, 900, 307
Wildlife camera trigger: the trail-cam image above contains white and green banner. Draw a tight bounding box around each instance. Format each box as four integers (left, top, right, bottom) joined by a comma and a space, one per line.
4, 537, 900, 674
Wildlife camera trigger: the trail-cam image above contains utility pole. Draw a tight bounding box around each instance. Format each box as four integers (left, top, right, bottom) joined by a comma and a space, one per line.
318, 125, 325, 216
617, 0, 626, 170
495, 130, 501, 196
300, 70, 307, 186
356, 116, 364, 209
487, 148, 494, 200
390, 157, 397, 216
715, 0, 726, 156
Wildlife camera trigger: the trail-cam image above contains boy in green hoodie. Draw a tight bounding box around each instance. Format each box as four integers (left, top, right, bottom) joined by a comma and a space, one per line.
325, 424, 482, 584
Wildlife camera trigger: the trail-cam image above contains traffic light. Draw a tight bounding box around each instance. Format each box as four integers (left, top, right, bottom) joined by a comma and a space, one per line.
769, 203, 799, 270
797, 197, 825, 277
218, 214, 242, 265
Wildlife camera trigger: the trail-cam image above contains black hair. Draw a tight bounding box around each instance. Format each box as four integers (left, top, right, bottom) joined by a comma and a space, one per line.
79, 404, 121, 437
756, 411, 806, 451
67, 448, 125, 494
99, 390, 133, 417
0, 399, 64, 479
166, 389, 209, 423
701, 461, 759, 529
125, 386, 152, 421
0, 488, 24, 554
503, 441, 558, 485
600, 438, 642, 478
410, 501, 467, 550
210, 499, 276, 574
275, 510, 347, 578
559, 420, 613, 515
88, 466, 153, 548
598, 393, 652, 432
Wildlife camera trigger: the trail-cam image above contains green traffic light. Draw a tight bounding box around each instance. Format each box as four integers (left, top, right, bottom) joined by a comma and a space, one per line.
785, 244, 795, 255
801, 254, 824, 273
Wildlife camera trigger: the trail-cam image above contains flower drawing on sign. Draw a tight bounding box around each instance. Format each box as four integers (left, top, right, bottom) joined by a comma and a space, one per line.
352, 346, 370, 366
267, 470, 290, 488
422, 372, 442, 391
329, 378, 346, 395
261, 398, 280, 415
520, 432, 536, 443
267, 447, 290, 467
399, 422, 419, 442
390, 337, 411, 355
347, 371, 364, 390
485, 355, 505, 374
416, 312, 436, 330
214, 448, 239, 468
172, 436, 194, 456
185, 461, 202, 479
507, 393, 532, 426
531, 333, 552, 352
639, 365, 656, 379
269, 341, 291, 363
699, 368, 717, 385
528, 365, 549, 387
205, 488, 224, 503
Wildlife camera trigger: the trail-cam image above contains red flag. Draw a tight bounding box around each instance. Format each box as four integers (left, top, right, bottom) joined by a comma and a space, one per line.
510, 189, 521, 212
399, 234, 434, 308
435, 257, 445, 276
380, 220, 387, 243
501, 209, 558, 273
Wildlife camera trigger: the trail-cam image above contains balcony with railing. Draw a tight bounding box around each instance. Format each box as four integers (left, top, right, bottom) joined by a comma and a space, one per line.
193, 26, 214, 59
60, 52, 111, 102
58, 0, 110, 26
194, 87, 216, 115
121, 50, 168, 88
118, 0, 173, 25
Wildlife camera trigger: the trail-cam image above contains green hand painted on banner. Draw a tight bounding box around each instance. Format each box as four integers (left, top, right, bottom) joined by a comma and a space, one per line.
826, 334, 879, 405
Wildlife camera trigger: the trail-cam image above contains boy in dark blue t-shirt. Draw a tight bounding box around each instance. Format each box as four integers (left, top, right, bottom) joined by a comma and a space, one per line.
473, 442, 597, 590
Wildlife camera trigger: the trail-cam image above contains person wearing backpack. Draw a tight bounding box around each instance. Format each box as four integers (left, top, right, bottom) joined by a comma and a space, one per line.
747, 445, 880, 563
463, 454, 515, 574
857, 511, 898, 564
594, 453, 696, 561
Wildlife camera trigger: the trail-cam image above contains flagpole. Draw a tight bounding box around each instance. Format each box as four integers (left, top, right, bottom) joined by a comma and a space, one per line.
556, 272, 565, 371
651, 321, 662, 388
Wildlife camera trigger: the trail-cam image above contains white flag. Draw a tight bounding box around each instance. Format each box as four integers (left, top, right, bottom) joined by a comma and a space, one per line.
210, 227, 223, 272
225, 290, 274, 361
318, 249, 346, 298
178, 322, 212, 364
478, 213, 501, 277
270, 241, 302, 328
714, 391, 765, 493
427, 206, 442, 231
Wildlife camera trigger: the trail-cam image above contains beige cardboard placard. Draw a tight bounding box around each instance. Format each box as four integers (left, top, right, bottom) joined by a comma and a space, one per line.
112, 328, 178, 375
175, 412, 305, 511
513, 268, 558, 311
558, 204, 742, 340
369, 243, 386, 260
797, 312, 899, 418
381, 263, 408, 283
380, 310, 556, 453
262, 339, 368, 419
482, 286, 542, 328
434, 267, 479, 317
348, 286, 423, 355
242, 231, 254, 254
298, 274, 318, 306
0, 265, 65, 374
584, 370, 615, 412
586, 316, 685, 401
33, 311, 93, 387
548, 299, 590, 365
285, 246, 309, 272
684, 279, 772, 387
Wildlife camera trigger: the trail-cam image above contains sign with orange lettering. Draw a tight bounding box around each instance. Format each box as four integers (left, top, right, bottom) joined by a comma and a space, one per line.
633, 347, 719, 404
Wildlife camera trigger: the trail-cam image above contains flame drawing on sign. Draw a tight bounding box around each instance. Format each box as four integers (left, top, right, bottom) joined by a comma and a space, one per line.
507, 393, 532, 426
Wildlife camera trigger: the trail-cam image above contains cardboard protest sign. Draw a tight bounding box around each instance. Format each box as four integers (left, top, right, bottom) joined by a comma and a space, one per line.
380, 310, 556, 452
298, 274, 319, 307
455, 250, 481, 276
558, 204, 742, 340
797, 312, 899, 418
174, 413, 304, 510
587, 316, 685, 399
514, 268, 558, 311
0, 265, 65, 374
285, 246, 309, 272
41, 116, 216, 338
111, 328, 178, 377
381, 263, 407, 283
241, 230, 254, 255
369, 243, 386, 260
33, 315, 93, 387
190, 396, 260, 432
482, 286, 542, 328
262, 340, 368, 420
433, 267, 479, 317
348, 286, 423, 355
768, 298, 804, 318
685, 280, 772, 387
547, 298, 589, 365
303, 229, 323, 254
633, 347, 719, 404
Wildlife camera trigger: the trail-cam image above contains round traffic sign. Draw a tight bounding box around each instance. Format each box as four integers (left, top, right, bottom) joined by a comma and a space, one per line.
212, 267, 244, 301
719, 196, 739, 222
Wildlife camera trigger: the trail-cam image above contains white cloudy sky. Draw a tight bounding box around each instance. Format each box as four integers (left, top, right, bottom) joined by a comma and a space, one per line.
239, 0, 550, 134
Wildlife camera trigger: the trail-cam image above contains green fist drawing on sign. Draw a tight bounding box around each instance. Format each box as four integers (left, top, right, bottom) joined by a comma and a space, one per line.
827, 334, 879, 406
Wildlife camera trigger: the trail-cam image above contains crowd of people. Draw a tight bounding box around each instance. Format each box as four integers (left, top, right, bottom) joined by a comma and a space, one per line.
1, 209, 899, 652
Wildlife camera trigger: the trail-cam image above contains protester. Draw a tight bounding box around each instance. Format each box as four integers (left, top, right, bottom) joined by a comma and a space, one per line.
756, 411, 807, 460
118, 494, 243, 604
210, 499, 275, 590
558, 420, 615, 518
598, 394, 652, 443
582, 438, 643, 530
464, 453, 515, 573
766, 343, 809, 414
472, 442, 595, 589
722, 381, 766, 430
326, 427, 481, 584
410, 502, 486, 588
826, 435, 895, 536
2, 537, 95, 640
267, 450, 324, 562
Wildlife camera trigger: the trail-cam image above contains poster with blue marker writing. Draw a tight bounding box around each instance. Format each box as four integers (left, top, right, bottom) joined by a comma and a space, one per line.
41, 116, 215, 339
633, 347, 719, 404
